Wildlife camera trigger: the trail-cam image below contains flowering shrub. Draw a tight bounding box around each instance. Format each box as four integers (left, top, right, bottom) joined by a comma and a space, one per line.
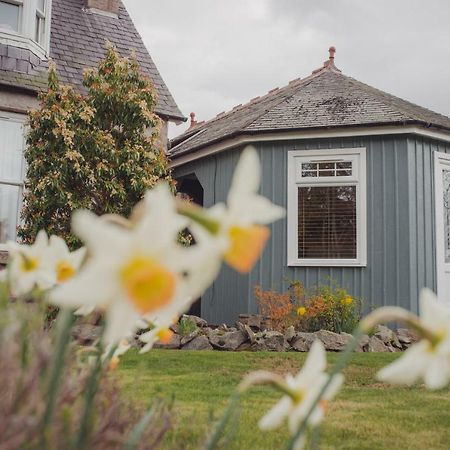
299, 284, 362, 333
255, 281, 361, 333
19, 45, 170, 248
254, 282, 305, 331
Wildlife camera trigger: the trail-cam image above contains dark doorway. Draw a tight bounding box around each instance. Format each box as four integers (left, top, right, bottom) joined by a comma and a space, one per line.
177, 174, 204, 317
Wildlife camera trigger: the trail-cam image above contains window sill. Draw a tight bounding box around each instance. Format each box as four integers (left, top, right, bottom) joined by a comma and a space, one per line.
287, 259, 367, 268
0, 30, 48, 60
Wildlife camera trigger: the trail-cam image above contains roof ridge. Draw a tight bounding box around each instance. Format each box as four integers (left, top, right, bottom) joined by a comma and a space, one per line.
172, 64, 335, 145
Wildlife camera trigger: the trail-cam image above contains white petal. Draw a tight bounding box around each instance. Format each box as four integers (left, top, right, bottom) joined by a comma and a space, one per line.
229, 195, 285, 225
258, 396, 291, 430
70, 247, 87, 270
72, 210, 130, 257
49, 262, 116, 309
376, 342, 430, 385
424, 356, 450, 390
49, 235, 70, 256
227, 147, 261, 207
103, 298, 141, 345
295, 340, 327, 386
419, 288, 450, 332
137, 183, 188, 252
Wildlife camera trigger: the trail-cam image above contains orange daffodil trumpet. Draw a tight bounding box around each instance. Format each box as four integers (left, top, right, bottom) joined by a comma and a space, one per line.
49, 183, 216, 345
184, 147, 285, 274
241, 341, 343, 450
374, 289, 450, 390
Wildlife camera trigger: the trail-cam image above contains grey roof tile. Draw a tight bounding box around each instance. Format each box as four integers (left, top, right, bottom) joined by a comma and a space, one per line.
0, 0, 184, 122
170, 63, 450, 158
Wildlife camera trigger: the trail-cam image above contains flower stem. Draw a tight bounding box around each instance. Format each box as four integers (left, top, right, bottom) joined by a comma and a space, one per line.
177, 201, 221, 235
40, 308, 75, 446
73, 340, 116, 450
204, 392, 241, 450
285, 328, 364, 450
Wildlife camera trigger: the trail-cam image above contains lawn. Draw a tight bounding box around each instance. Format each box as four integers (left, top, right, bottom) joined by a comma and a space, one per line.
118, 350, 450, 450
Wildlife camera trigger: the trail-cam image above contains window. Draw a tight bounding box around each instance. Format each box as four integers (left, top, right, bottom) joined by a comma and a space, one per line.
0, 1, 21, 32
0, 0, 52, 57
287, 148, 367, 266
0, 114, 26, 248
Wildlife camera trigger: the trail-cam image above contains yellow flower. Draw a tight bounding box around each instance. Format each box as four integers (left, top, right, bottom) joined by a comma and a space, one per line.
342, 295, 353, 306
297, 306, 306, 316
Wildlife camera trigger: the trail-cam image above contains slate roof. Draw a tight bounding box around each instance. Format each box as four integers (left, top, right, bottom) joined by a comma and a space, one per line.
0, 0, 184, 122
169, 54, 450, 158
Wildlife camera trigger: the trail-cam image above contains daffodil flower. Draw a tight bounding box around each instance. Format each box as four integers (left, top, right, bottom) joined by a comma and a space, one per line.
7, 231, 55, 296
139, 320, 175, 353
188, 147, 284, 274
246, 341, 343, 450
50, 183, 215, 345
377, 289, 450, 390
47, 235, 86, 284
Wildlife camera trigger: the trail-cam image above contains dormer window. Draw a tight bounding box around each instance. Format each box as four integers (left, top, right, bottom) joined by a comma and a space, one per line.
0, 0, 52, 58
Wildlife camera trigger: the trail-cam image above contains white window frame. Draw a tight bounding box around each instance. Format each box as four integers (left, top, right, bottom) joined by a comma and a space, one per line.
0, 111, 26, 251
287, 148, 367, 267
0, 0, 52, 59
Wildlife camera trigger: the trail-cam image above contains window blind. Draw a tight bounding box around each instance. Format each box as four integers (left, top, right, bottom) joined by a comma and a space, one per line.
297, 185, 357, 259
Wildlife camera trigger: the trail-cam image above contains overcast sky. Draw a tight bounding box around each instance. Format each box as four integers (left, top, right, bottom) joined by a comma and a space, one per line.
123, 0, 450, 138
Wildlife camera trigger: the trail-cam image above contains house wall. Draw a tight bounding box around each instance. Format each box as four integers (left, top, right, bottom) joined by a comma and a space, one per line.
407, 136, 450, 312
174, 134, 430, 325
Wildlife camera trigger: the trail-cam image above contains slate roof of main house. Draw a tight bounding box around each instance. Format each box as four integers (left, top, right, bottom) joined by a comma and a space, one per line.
0, 0, 184, 122
169, 52, 450, 158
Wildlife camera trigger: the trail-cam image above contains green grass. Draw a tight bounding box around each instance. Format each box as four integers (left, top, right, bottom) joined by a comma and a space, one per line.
118, 350, 450, 450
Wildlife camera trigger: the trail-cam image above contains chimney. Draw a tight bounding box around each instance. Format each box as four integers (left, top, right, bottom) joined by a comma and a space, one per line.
85, 0, 119, 16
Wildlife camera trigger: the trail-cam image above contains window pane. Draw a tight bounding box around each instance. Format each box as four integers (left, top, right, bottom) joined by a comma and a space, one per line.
0, 1, 20, 32
37, 0, 46, 11
298, 185, 357, 259
0, 184, 20, 243
0, 119, 24, 182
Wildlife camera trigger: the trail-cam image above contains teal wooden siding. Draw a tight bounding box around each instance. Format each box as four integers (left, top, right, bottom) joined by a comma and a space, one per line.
174, 134, 443, 324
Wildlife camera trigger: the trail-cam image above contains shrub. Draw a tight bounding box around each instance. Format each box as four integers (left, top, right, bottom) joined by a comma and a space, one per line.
255, 281, 362, 333
254, 283, 304, 331
178, 317, 198, 336
19, 45, 171, 248
298, 283, 362, 333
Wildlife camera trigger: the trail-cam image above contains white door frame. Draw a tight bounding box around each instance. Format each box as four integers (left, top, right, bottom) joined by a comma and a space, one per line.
434, 151, 450, 303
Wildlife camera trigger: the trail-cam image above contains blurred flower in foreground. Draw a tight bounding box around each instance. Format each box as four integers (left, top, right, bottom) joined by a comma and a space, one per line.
139, 320, 174, 353
377, 289, 450, 390
185, 147, 285, 274
50, 183, 214, 345
7, 231, 55, 296
241, 341, 343, 450
47, 235, 86, 284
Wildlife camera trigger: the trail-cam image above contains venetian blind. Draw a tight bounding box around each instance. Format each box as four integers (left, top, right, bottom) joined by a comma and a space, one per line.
297, 185, 357, 259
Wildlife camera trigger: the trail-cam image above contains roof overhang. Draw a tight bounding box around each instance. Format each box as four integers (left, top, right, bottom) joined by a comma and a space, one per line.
170, 124, 450, 168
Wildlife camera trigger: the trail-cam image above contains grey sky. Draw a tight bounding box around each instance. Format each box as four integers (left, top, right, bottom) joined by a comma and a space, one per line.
123, 0, 450, 138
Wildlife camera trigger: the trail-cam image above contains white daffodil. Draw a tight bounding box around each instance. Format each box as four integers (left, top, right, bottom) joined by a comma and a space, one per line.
50, 183, 215, 345
190, 147, 284, 274
377, 289, 450, 390
258, 341, 343, 450
139, 319, 175, 353
7, 230, 55, 296
107, 339, 132, 370
47, 235, 86, 285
